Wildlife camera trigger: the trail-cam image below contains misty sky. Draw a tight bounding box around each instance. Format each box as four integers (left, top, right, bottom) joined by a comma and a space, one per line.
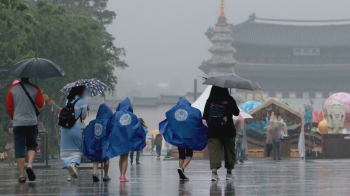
107, 0, 350, 99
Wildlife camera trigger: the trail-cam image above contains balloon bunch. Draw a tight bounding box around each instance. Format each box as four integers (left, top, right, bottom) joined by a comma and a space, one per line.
44, 94, 62, 114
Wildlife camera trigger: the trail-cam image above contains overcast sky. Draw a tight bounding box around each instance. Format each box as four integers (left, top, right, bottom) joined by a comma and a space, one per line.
107, 0, 350, 99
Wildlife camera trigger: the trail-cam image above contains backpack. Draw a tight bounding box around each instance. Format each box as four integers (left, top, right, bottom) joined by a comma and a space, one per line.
208, 100, 225, 127
58, 98, 81, 128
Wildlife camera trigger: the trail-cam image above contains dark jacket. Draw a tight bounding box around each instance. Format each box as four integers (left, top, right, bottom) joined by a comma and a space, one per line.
203, 96, 239, 138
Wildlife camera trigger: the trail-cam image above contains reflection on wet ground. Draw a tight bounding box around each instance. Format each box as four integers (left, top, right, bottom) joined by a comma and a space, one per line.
0, 157, 350, 195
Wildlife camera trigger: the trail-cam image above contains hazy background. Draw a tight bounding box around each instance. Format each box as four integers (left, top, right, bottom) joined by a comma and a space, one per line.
107, 0, 350, 99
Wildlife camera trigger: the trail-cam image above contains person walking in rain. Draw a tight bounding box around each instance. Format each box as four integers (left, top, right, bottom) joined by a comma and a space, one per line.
130, 118, 148, 165
60, 86, 88, 181
203, 86, 239, 181
155, 134, 163, 159
6, 78, 44, 183
102, 98, 147, 182
83, 103, 113, 182
235, 120, 245, 163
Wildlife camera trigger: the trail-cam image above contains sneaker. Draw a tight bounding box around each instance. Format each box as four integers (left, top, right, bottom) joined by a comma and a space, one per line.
211, 173, 220, 181
240, 160, 244, 163
177, 168, 189, 180
226, 173, 234, 180
136, 162, 141, 165
103, 176, 111, 182
67, 175, 72, 182
92, 174, 100, 182
26, 167, 36, 181
67, 163, 78, 178
119, 176, 129, 182
130, 160, 133, 165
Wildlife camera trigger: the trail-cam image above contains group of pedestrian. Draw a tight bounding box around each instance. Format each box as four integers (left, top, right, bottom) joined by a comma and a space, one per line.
266, 112, 287, 160
6, 77, 242, 183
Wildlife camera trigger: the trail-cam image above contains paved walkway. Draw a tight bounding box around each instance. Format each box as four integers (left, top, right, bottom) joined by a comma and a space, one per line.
0, 157, 349, 195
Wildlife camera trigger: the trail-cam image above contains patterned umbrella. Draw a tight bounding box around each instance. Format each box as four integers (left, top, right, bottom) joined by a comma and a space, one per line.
60, 78, 110, 97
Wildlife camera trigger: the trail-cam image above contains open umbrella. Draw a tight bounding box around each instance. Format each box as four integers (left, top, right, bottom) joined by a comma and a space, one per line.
147, 130, 160, 136
8, 58, 65, 79
60, 78, 110, 97
203, 75, 261, 91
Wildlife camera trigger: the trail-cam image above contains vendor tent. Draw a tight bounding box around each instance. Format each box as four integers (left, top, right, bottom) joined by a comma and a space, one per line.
248, 98, 305, 158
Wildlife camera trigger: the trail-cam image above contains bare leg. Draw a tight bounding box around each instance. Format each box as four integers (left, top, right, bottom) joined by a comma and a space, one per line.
212, 168, 217, 173
120, 154, 128, 176
104, 163, 109, 177
179, 159, 184, 168
93, 162, 99, 174
181, 157, 192, 169
119, 157, 122, 174
27, 150, 36, 168
17, 158, 25, 177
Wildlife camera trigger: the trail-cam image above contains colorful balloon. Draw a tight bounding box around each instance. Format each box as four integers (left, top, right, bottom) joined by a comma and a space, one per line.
48, 100, 55, 107
323, 92, 350, 129
318, 120, 328, 134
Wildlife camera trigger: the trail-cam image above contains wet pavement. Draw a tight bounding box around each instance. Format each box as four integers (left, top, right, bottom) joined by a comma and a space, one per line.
0, 157, 349, 195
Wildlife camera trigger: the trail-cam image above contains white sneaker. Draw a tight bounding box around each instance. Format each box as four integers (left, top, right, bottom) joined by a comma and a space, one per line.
226, 173, 235, 180
211, 173, 220, 181
67, 163, 78, 178
67, 175, 72, 181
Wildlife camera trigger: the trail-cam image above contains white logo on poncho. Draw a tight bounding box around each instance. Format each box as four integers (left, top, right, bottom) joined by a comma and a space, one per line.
120, 114, 132, 126
94, 123, 103, 137
175, 109, 188, 121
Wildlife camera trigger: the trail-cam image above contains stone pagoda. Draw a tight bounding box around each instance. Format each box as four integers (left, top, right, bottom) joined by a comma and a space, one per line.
199, 0, 237, 76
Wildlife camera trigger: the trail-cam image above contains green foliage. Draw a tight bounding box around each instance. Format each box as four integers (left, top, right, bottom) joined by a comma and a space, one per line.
0, 0, 128, 154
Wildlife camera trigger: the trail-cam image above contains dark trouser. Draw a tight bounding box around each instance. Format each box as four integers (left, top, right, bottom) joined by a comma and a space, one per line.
156, 145, 162, 157
273, 141, 281, 160
208, 138, 235, 170
13, 126, 38, 158
236, 140, 244, 161
266, 144, 273, 157
178, 148, 193, 159
130, 151, 141, 163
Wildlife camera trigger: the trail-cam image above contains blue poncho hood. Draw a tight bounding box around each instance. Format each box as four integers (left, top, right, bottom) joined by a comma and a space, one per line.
116, 98, 133, 113
159, 97, 208, 151
102, 98, 147, 159
83, 103, 113, 161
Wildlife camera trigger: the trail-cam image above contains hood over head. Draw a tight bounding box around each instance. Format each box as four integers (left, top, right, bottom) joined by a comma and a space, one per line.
116, 97, 133, 112
96, 103, 113, 120
178, 97, 191, 106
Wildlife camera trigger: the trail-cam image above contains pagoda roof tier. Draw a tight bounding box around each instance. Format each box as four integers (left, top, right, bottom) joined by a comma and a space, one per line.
227, 14, 350, 47
199, 61, 236, 75
234, 63, 350, 92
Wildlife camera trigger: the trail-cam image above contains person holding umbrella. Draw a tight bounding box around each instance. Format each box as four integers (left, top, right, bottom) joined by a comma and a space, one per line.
59, 86, 88, 181
6, 78, 44, 183
203, 86, 239, 181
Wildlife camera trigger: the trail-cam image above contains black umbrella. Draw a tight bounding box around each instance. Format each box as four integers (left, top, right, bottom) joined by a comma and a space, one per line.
8, 58, 65, 79
203, 75, 261, 91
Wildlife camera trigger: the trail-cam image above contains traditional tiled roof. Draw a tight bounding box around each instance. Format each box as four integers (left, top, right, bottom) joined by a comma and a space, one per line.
229, 15, 350, 47
132, 97, 159, 106
159, 95, 181, 104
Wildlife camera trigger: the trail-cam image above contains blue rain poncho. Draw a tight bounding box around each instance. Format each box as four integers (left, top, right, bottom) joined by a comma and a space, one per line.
159, 97, 208, 151
83, 103, 113, 162
102, 98, 147, 159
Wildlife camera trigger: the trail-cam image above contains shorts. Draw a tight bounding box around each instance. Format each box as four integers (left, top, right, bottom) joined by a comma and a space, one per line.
14, 125, 38, 158
178, 148, 193, 159
208, 137, 236, 170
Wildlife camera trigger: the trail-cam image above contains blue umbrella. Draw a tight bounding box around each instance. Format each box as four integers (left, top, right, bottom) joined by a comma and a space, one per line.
60, 78, 110, 97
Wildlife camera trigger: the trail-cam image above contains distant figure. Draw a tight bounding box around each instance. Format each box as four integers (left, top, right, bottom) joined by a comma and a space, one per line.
235, 120, 245, 163
266, 120, 274, 160
272, 117, 283, 161
5, 139, 15, 165
60, 86, 88, 181
151, 135, 155, 154
155, 134, 163, 158
6, 78, 44, 183
203, 86, 240, 181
